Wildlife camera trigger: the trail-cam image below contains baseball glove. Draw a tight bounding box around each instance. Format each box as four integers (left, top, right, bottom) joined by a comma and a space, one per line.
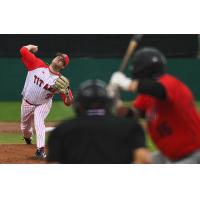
53, 75, 70, 94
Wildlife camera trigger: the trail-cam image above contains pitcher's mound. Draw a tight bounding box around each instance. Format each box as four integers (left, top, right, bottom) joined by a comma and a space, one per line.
0, 144, 48, 164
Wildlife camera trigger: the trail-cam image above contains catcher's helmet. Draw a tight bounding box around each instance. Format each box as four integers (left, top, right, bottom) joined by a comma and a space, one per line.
74, 79, 112, 115
131, 47, 167, 79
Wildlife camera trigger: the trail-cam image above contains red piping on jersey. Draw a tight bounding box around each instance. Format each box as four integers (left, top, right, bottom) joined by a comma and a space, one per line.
48, 67, 60, 76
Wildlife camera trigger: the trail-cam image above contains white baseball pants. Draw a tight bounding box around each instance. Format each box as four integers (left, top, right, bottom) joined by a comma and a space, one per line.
21, 99, 52, 148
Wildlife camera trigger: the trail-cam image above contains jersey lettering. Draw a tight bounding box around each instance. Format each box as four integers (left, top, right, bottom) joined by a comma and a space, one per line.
33, 75, 57, 98
39, 79, 44, 87
43, 83, 56, 93
34, 75, 38, 84
34, 75, 44, 87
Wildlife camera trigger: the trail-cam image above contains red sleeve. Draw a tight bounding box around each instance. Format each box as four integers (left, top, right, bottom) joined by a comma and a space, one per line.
60, 89, 74, 106
132, 95, 148, 113
20, 46, 47, 71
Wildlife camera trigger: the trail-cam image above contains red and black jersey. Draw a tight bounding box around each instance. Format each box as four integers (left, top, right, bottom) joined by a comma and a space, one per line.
133, 74, 200, 160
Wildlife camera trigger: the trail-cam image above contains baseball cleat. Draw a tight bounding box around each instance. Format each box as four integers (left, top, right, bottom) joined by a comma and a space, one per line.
24, 137, 32, 145
35, 147, 46, 159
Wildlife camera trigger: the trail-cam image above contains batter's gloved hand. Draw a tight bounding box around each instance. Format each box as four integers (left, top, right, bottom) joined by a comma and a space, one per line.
107, 82, 120, 99
110, 71, 132, 91
53, 75, 70, 94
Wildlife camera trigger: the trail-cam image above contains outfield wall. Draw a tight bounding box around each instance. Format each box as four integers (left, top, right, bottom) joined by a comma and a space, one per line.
1, 58, 200, 101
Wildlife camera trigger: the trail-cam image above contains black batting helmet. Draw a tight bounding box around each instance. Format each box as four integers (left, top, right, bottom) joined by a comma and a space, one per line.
131, 47, 167, 79
74, 79, 113, 115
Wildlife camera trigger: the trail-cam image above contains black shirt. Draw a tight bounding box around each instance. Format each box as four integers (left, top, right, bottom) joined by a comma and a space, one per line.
47, 115, 145, 164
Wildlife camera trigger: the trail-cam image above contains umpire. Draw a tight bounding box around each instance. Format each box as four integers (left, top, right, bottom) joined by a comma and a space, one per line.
47, 79, 151, 164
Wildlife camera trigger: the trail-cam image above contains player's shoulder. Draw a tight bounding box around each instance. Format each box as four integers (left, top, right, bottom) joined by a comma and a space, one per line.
159, 73, 184, 83
164, 74, 189, 91
37, 58, 49, 67
30, 66, 49, 73
158, 73, 184, 88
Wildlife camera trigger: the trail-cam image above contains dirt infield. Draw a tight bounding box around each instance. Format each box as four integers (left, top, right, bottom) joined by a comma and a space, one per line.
0, 144, 48, 164
0, 122, 58, 164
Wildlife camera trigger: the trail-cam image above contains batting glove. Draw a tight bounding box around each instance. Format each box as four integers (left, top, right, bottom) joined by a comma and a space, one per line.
110, 71, 132, 91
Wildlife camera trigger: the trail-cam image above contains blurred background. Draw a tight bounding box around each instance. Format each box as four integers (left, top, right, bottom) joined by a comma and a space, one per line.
0, 34, 199, 101
0, 34, 200, 122
0, 34, 200, 155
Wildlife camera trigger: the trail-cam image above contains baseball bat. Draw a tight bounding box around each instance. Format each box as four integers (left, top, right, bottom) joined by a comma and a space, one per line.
107, 35, 143, 102
119, 34, 143, 72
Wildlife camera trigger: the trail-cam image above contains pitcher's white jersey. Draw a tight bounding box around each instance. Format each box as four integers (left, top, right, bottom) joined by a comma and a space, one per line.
20, 46, 61, 105
20, 46, 73, 106
20, 45, 74, 153
22, 67, 59, 105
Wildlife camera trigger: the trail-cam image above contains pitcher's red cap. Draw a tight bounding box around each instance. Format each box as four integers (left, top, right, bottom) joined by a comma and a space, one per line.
62, 54, 70, 65
56, 52, 70, 66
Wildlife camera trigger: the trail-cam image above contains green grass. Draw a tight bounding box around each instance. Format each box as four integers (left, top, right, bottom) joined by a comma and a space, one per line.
146, 136, 157, 151
1, 101, 200, 151
1, 101, 200, 122
0, 102, 21, 121
0, 132, 156, 151
47, 102, 75, 121
196, 102, 200, 110
0, 133, 35, 144
0, 101, 75, 122
0, 133, 50, 144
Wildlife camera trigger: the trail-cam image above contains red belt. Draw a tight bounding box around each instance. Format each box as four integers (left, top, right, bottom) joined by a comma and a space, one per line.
24, 99, 41, 106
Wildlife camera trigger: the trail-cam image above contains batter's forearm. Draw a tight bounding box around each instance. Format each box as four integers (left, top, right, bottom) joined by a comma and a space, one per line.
128, 80, 139, 92
116, 106, 143, 119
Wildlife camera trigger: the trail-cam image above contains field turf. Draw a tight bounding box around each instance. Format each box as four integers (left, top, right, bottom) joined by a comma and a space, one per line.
0, 133, 36, 144
0, 101, 75, 122
1, 101, 200, 151
1, 101, 200, 122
